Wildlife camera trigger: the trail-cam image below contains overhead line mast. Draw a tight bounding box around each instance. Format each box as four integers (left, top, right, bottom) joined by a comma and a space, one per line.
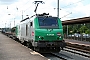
57, 0, 59, 18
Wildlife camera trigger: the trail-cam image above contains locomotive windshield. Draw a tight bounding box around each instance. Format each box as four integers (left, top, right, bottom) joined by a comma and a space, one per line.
38, 17, 59, 29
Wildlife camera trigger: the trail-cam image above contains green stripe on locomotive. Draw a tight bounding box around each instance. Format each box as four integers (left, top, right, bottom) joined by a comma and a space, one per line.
34, 17, 63, 42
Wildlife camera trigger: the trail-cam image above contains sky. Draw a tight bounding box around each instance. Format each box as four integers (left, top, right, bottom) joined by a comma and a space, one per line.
0, 0, 90, 28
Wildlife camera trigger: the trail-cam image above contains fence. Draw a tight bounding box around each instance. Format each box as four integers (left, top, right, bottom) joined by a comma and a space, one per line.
64, 34, 90, 42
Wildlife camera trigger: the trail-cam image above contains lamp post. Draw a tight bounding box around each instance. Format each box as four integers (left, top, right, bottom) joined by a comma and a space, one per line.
5, 22, 6, 32
14, 18, 15, 27
22, 10, 23, 20
5, 23, 6, 28
54, 0, 60, 18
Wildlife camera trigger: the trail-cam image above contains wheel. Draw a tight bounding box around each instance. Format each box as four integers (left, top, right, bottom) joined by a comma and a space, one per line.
23, 41, 27, 46
27, 42, 34, 50
34, 47, 39, 52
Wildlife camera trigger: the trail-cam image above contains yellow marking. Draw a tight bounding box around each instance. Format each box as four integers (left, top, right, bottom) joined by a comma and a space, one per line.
30, 51, 44, 57
30, 51, 40, 55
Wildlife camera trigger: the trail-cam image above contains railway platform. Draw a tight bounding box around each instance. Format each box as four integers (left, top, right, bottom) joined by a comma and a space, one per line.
0, 33, 48, 60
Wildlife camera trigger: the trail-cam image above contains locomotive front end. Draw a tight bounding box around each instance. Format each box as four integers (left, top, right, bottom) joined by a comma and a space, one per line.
34, 16, 66, 52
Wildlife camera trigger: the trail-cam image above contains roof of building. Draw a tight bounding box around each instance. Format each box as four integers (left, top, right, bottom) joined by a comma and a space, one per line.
62, 16, 90, 25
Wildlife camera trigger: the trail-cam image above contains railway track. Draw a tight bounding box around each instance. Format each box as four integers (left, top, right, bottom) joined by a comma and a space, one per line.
50, 52, 73, 60
50, 46, 90, 60
66, 42, 90, 52
43, 47, 90, 60
42, 53, 73, 60
64, 46, 90, 58
42, 46, 90, 60
65, 46, 90, 54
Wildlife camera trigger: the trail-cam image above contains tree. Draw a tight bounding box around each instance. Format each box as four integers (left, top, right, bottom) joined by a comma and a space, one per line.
79, 25, 88, 33
85, 29, 90, 34
63, 25, 67, 34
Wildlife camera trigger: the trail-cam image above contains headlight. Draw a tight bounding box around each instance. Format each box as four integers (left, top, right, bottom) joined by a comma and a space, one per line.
39, 36, 41, 38
38, 36, 44, 40
57, 32, 61, 36
59, 36, 61, 38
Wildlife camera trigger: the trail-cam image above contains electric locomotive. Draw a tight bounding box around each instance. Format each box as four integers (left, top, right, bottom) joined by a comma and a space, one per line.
15, 13, 66, 52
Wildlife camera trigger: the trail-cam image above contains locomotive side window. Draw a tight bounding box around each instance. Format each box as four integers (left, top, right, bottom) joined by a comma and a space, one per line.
30, 22, 33, 26
26, 24, 28, 36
